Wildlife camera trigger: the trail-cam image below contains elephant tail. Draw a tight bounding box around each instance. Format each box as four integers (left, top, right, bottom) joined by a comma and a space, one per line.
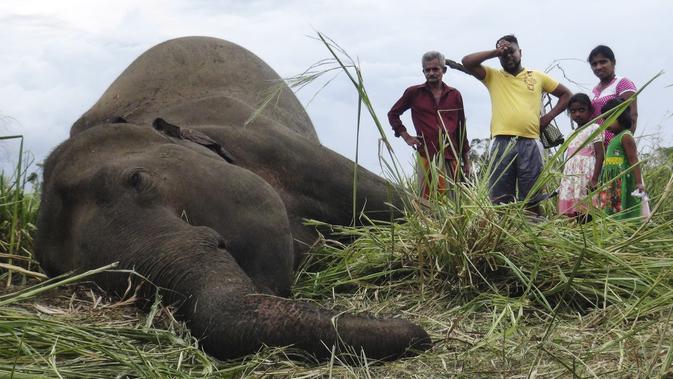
186, 290, 432, 361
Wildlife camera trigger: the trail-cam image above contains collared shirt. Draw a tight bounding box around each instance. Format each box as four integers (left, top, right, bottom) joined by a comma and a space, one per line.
388, 82, 468, 160
482, 66, 559, 138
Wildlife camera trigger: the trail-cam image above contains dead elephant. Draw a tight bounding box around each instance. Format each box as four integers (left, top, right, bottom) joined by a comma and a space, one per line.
35, 36, 430, 361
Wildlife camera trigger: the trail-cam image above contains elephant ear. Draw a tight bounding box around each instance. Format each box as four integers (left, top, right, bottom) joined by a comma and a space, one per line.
153, 118, 236, 164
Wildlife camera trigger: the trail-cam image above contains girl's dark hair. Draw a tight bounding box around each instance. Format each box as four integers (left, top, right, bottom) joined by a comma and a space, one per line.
568, 93, 593, 111
601, 98, 632, 131
588, 45, 615, 63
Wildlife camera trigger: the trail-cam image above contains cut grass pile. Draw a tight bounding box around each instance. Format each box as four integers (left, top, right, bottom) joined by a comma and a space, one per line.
0, 266, 219, 378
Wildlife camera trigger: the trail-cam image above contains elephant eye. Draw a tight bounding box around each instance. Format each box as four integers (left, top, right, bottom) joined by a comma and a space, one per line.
126, 169, 151, 191
129, 172, 142, 187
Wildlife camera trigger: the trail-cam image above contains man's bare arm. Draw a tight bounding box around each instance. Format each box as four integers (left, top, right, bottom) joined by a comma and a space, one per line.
540, 83, 572, 128
461, 43, 510, 80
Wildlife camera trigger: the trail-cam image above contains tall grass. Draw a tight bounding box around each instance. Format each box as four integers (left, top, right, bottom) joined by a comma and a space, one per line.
0, 135, 42, 286
292, 34, 673, 314
290, 32, 673, 376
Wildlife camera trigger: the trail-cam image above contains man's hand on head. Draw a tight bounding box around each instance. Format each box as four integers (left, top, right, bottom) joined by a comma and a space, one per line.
495, 40, 513, 56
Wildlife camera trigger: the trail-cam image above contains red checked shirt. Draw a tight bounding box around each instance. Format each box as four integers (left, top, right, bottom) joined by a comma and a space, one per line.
388, 82, 469, 160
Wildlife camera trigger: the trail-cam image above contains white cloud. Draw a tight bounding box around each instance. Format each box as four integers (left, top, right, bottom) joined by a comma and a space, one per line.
0, 0, 671, 177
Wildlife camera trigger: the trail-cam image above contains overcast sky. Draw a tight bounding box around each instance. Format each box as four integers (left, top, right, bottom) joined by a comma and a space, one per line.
1, 0, 671, 179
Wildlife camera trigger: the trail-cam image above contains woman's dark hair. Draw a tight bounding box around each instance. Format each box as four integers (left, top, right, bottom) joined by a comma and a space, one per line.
588, 45, 615, 63
568, 93, 593, 112
601, 98, 632, 131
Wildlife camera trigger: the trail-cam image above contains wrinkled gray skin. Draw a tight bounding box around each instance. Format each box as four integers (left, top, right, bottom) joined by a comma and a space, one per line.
35, 36, 430, 361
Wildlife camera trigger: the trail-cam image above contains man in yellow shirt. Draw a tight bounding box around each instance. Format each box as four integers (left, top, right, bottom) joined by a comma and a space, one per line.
462, 35, 571, 216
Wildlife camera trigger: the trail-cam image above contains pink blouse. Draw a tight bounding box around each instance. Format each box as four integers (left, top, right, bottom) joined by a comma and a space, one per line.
591, 76, 637, 144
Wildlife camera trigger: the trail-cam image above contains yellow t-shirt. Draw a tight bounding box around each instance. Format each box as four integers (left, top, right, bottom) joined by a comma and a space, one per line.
482, 66, 559, 138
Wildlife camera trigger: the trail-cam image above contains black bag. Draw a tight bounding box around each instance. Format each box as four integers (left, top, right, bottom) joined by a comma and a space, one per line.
539, 92, 565, 149
540, 122, 564, 149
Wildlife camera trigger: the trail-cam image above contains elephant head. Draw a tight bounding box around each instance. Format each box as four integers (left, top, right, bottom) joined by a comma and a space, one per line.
35, 36, 429, 361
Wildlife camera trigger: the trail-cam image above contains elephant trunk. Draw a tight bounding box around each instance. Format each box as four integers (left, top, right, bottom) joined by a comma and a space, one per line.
190, 290, 432, 361
121, 225, 430, 361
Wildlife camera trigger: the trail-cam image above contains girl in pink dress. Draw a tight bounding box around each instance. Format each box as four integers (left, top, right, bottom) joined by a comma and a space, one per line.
588, 45, 638, 146
558, 94, 604, 221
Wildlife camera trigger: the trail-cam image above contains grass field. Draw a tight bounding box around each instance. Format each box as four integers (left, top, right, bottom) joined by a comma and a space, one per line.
1, 139, 672, 377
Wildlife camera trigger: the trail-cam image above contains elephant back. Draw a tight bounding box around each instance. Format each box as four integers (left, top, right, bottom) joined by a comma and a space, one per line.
72, 36, 319, 143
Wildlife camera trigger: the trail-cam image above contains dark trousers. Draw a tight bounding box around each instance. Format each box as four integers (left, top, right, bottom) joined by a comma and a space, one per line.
489, 136, 543, 204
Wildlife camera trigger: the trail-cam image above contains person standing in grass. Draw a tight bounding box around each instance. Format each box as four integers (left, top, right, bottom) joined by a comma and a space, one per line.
558, 93, 604, 222
587, 45, 638, 146
598, 98, 645, 220
461, 35, 571, 216
388, 51, 471, 199
589, 45, 650, 219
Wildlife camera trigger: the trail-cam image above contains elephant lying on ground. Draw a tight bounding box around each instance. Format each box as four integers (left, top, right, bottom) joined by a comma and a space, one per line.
35, 36, 430, 361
